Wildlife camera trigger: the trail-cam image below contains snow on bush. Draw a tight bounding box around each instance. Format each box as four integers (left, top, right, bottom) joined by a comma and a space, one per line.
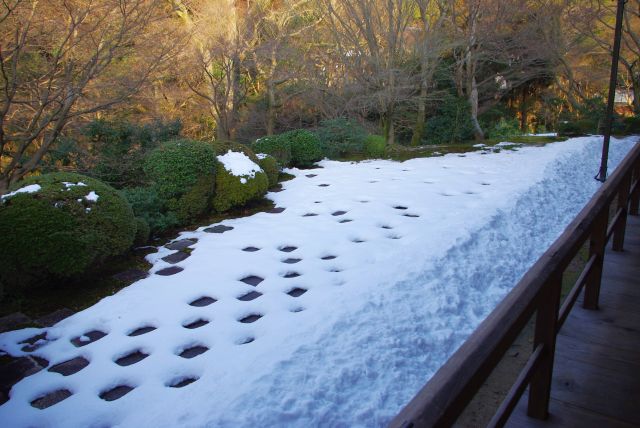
0, 172, 136, 283
0, 184, 41, 201
212, 150, 268, 212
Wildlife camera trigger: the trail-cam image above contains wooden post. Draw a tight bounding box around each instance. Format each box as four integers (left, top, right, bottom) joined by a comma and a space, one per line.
596, 0, 626, 182
613, 174, 631, 251
631, 164, 640, 216
584, 210, 609, 310
528, 273, 562, 419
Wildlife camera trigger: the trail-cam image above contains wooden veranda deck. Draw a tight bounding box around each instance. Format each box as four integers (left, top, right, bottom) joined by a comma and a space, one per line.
507, 214, 640, 427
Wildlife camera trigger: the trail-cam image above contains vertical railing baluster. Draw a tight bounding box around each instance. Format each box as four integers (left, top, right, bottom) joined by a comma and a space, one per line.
527, 272, 562, 420
631, 164, 640, 216
584, 209, 609, 310
613, 174, 631, 251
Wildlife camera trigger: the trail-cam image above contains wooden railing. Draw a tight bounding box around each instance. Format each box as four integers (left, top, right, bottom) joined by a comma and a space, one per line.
390, 141, 640, 428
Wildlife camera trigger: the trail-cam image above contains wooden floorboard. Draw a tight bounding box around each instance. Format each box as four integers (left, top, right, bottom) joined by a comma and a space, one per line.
506, 215, 640, 427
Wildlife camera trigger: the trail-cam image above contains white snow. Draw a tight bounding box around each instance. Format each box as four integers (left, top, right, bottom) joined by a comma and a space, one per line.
0, 184, 41, 201
84, 191, 99, 202
473, 143, 486, 148
256, 153, 269, 160
0, 136, 636, 427
62, 182, 87, 188
217, 150, 262, 179
495, 141, 523, 147
527, 132, 558, 137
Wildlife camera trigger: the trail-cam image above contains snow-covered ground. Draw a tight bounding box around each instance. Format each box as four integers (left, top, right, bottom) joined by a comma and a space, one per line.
0, 136, 636, 427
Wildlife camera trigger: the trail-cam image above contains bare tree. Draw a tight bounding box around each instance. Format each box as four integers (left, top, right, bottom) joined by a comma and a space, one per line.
322, 0, 415, 144
448, 0, 557, 139
409, 0, 448, 145
252, 0, 320, 135
0, 0, 177, 193
568, 0, 640, 113
184, 0, 256, 141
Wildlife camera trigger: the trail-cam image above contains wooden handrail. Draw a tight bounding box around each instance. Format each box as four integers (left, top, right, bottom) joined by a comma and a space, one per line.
390, 141, 640, 428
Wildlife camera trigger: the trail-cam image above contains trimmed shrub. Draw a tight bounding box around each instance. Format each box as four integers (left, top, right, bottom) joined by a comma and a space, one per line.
144, 139, 216, 199
134, 217, 150, 246
315, 118, 367, 158
364, 135, 386, 158
214, 141, 260, 163
122, 186, 178, 234
213, 150, 269, 212
257, 154, 279, 187
286, 130, 323, 167
144, 139, 216, 224
253, 130, 323, 167
169, 175, 214, 224
253, 135, 292, 167
0, 172, 136, 283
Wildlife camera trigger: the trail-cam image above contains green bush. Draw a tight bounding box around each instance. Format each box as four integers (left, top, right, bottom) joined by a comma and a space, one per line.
254, 130, 323, 167
486, 118, 521, 139
315, 117, 367, 158
623, 116, 640, 134
257, 154, 279, 187
214, 141, 260, 163
212, 150, 269, 212
364, 135, 386, 158
284, 130, 323, 167
557, 119, 598, 137
134, 217, 150, 246
253, 135, 292, 167
144, 139, 216, 199
0, 172, 136, 283
80, 119, 181, 188
144, 139, 216, 224
122, 186, 178, 234
425, 95, 474, 144
169, 175, 214, 224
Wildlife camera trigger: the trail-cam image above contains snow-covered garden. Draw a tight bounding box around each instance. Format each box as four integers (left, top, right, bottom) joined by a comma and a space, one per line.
0, 136, 636, 427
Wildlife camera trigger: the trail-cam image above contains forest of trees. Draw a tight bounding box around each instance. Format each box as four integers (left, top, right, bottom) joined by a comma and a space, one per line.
1, 0, 639, 192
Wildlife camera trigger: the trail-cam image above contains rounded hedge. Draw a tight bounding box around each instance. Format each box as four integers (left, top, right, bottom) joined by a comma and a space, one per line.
253, 130, 323, 168
0, 172, 136, 282
364, 135, 386, 158
257, 154, 279, 187
144, 139, 216, 224
214, 141, 260, 163
212, 150, 269, 212
253, 136, 292, 167
285, 130, 323, 167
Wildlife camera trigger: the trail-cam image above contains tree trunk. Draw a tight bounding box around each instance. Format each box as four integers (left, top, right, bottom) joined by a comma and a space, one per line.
267, 81, 276, 136
411, 82, 428, 146
520, 88, 528, 132
469, 76, 484, 140
0, 177, 9, 196
216, 113, 231, 141
382, 114, 395, 145
632, 76, 640, 115
229, 50, 242, 141
266, 49, 278, 136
